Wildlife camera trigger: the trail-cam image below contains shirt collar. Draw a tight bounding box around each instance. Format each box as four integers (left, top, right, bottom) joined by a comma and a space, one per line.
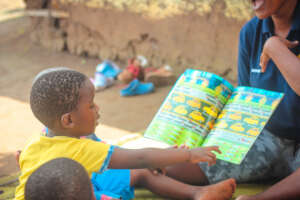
262, 17, 273, 35
262, 1, 300, 34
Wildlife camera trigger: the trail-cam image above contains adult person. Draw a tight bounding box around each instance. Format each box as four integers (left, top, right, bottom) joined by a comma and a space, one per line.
236, 0, 300, 199
165, 1, 300, 199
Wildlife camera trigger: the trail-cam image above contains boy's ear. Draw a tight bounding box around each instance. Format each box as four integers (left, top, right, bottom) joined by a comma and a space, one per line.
60, 113, 75, 129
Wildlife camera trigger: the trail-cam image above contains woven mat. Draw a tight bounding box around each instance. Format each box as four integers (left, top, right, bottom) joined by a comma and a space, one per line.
0, 173, 19, 200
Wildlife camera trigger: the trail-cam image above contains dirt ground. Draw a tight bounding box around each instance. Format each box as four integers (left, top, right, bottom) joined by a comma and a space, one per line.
0, 11, 173, 176
0, 0, 245, 178
25, 0, 246, 83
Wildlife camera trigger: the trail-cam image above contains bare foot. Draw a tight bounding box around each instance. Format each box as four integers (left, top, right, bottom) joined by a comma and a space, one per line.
193, 178, 236, 200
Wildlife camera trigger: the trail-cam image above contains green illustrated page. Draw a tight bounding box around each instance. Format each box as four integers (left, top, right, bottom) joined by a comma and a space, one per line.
144, 69, 234, 147
202, 86, 284, 164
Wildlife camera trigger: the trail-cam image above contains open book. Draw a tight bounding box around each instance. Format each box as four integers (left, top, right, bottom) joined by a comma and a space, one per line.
144, 69, 284, 164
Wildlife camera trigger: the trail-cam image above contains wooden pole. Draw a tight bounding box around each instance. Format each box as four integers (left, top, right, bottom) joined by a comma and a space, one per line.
24, 9, 69, 18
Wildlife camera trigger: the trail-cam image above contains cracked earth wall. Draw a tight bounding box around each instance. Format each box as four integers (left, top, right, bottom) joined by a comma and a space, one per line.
26, 0, 253, 83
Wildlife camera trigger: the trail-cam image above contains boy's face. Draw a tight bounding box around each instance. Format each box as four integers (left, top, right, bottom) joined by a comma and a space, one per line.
251, 0, 286, 19
70, 79, 100, 137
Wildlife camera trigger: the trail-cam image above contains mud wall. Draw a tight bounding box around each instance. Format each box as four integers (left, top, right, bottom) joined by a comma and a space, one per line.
26, 0, 253, 83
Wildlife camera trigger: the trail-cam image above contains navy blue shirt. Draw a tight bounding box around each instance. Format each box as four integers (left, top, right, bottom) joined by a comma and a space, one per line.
238, 1, 300, 141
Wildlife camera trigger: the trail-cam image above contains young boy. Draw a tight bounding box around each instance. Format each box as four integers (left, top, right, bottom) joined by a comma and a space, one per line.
15, 68, 235, 200
25, 158, 97, 200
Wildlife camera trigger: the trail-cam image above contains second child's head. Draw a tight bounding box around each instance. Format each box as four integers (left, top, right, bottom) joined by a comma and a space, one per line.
30, 69, 100, 137
25, 158, 95, 200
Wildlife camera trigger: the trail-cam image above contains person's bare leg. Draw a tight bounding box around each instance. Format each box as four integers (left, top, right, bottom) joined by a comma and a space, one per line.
144, 67, 176, 87
131, 169, 236, 200
166, 163, 209, 185
237, 168, 300, 200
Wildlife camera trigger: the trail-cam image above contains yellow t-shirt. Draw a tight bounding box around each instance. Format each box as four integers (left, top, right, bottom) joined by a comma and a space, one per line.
14, 135, 112, 200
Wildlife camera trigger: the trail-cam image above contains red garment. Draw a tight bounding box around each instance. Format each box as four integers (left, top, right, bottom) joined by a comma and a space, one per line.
126, 59, 144, 81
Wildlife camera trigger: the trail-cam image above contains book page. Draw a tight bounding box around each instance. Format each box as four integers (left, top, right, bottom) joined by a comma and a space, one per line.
144, 69, 234, 147
202, 86, 284, 164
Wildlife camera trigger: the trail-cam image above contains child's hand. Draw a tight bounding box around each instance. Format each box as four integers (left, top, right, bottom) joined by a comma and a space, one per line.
149, 144, 189, 175
170, 144, 190, 149
189, 146, 221, 166
178, 144, 189, 149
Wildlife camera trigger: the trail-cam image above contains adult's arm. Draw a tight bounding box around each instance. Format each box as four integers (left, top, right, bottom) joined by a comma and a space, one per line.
260, 36, 300, 95
237, 168, 300, 200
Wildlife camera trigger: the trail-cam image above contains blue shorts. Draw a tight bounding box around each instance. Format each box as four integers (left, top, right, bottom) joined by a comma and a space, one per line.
86, 134, 134, 200
91, 168, 134, 200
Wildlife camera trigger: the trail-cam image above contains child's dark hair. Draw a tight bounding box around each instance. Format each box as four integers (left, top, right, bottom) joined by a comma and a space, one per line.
25, 158, 93, 200
30, 69, 87, 128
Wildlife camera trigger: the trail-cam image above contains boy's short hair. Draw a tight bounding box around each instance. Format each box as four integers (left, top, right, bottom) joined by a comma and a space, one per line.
30, 69, 87, 128
25, 158, 93, 200
32, 67, 71, 84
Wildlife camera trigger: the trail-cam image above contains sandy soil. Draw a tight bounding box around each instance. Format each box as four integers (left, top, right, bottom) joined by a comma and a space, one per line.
0, 14, 173, 176
24, 1, 245, 83
0, 0, 244, 177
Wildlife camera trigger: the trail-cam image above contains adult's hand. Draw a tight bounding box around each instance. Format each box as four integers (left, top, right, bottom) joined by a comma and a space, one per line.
260, 36, 299, 72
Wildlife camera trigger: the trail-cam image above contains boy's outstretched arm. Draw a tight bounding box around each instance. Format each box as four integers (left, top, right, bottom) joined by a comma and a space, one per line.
108, 146, 221, 169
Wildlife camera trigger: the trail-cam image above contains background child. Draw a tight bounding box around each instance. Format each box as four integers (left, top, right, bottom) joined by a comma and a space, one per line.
25, 158, 97, 200
15, 68, 235, 200
117, 56, 175, 87
118, 57, 145, 84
